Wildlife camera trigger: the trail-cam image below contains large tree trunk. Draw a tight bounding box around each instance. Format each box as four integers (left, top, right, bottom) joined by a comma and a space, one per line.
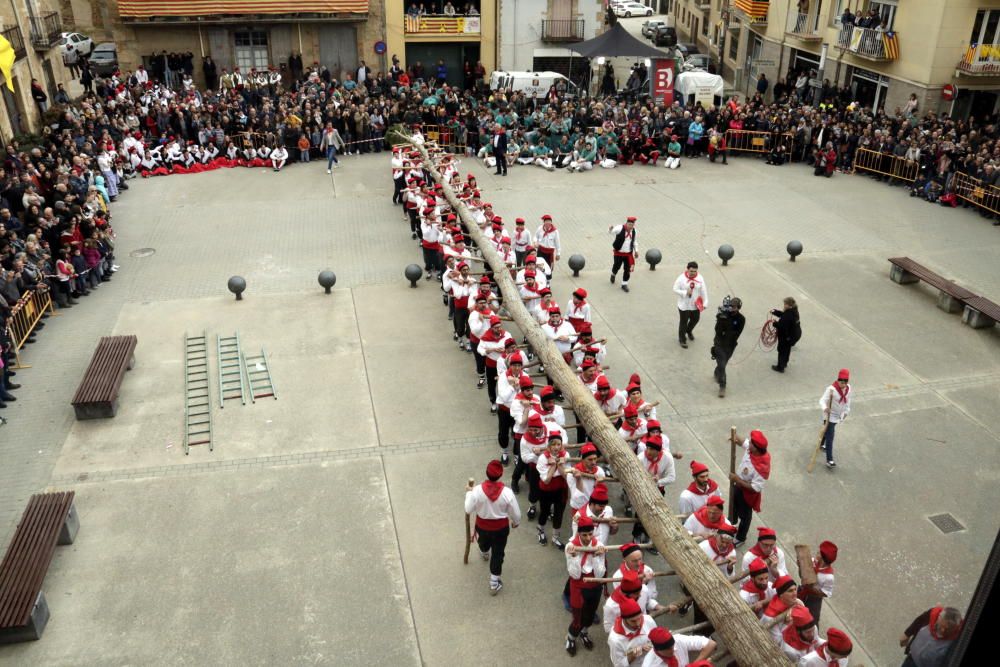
417, 145, 791, 666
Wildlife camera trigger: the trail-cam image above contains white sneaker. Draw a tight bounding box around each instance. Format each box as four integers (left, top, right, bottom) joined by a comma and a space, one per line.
480, 550, 490, 561
326, 169, 332, 174
826, 460, 836, 468
489, 579, 503, 596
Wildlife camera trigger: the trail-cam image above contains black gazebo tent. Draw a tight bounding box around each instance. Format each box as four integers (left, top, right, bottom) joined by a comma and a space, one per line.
571, 23, 670, 59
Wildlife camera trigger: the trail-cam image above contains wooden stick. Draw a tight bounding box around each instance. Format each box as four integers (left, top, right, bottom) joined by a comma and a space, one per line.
591, 516, 638, 524
728, 426, 738, 524
583, 571, 676, 583
573, 541, 653, 554
807, 421, 827, 474
463, 477, 475, 564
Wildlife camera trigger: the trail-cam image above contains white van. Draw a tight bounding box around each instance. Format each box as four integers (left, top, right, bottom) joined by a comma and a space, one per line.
489, 71, 580, 98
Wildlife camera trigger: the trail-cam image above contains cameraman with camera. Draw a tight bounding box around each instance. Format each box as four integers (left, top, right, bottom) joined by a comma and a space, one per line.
711, 296, 745, 398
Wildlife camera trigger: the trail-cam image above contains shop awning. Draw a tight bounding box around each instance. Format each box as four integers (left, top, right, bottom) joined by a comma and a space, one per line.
117, 0, 368, 18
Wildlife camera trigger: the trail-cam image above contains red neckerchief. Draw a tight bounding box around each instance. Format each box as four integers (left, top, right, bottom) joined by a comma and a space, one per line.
782, 622, 814, 651
686, 478, 719, 496
832, 381, 850, 404
542, 223, 557, 234
609, 585, 632, 608
482, 480, 504, 502
929, 606, 962, 640
742, 577, 768, 595
612, 616, 643, 640
541, 448, 567, 469
596, 388, 618, 404
570, 302, 586, 316
708, 535, 733, 559
764, 596, 789, 618
574, 461, 597, 474
645, 451, 663, 475
749, 543, 772, 560
815, 644, 839, 667
524, 430, 547, 446
570, 533, 591, 570
692, 506, 726, 531
621, 420, 643, 435
750, 449, 772, 479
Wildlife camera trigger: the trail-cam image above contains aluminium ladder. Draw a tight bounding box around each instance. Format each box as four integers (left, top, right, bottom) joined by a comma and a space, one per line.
183, 331, 213, 454
242, 347, 277, 402
216, 332, 247, 407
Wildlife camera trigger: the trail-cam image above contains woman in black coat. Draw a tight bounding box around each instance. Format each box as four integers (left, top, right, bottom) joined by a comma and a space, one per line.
771, 297, 801, 372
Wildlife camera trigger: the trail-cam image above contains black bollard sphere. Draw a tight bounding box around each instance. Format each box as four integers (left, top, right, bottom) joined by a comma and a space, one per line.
645, 248, 662, 271
404, 264, 423, 288
227, 276, 246, 301
318, 270, 337, 294
787, 240, 803, 262
718, 244, 735, 266
568, 254, 586, 277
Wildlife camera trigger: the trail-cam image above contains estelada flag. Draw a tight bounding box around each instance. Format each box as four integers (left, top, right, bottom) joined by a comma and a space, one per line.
0, 33, 15, 91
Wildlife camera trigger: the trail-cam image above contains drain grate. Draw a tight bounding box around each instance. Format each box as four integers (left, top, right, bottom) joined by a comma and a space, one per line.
129, 247, 156, 258
928, 513, 965, 534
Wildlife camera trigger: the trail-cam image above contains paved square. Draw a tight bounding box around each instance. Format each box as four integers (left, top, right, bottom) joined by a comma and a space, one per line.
1, 151, 998, 666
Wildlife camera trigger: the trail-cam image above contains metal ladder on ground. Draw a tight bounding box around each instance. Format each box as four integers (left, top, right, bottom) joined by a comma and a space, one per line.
183, 331, 213, 454
217, 332, 247, 407
242, 347, 277, 402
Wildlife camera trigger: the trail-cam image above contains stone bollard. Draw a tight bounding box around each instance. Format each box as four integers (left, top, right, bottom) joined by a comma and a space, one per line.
718, 245, 734, 266
787, 240, 803, 262
227, 276, 246, 301
318, 270, 337, 294
568, 254, 586, 277
645, 248, 662, 271
405, 264, 423, 288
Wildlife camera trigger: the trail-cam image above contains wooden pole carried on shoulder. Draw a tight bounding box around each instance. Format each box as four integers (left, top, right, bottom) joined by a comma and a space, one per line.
418, 141, 790, 667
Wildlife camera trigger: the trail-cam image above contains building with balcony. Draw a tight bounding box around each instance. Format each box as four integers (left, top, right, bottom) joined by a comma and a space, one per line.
712, 0, 1000, 120
384, 0, 496, 86
0, 0, 72, 140
62, 0, 383, 87
498, 0, 604, 80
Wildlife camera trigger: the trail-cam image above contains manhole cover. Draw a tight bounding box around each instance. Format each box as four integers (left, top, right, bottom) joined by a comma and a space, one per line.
130, 247, 156, 258
928, 513, 965, 534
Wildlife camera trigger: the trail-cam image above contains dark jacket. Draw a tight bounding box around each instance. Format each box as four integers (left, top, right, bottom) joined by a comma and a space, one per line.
713, 311, 746, 351
492, 132, 508, 155
771, 307, 801, 345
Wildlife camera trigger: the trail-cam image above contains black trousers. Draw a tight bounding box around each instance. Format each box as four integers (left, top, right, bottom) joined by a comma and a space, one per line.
569, 585, 603, 637
497, 407, 513, 450
453, 307, 469, 340
473, 347, 486, 376
537, 487, 566, 529
477, 526, 510, 576
713, 345, 733, 388
511, 461, 540, 504
803, 595, 823, 625
733, 489, 754, 543
678, 308, 701, 342
776, 339, 792, 370
408, 208, 421, 236
611, 254, 632, 283
494, 150, 507, 174
485, 365, 498, 405
392, 175, 405, 203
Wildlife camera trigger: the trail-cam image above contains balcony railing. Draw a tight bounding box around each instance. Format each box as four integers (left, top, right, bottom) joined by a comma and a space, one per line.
541, 19, 585, 43
838, 25, 899, 61
404, 14, 481, 36
29, 12, 63, 50
693, 0, 710, 9
734, 0, 768, 26
785, 11, 821, 40
958, 43, 1000, 76
1, 26, 26, 59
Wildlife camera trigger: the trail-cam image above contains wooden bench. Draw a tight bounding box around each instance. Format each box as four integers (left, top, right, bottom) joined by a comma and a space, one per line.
962, 296, 1000, 329
71, 335, 138, 420
888, 257, 978, 314
0, 491, 79, 643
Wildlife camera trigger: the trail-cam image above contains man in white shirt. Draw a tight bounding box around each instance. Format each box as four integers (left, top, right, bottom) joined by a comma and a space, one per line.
818, 368, 851, 468
607, 597, 657, 667
609, 216, 638, 292
798, 628, 852, 666
270, 145, 288, 171
565, 515, 607, 655
641, 626, 716, 667
673, 261, 708, 348
464, 459, 521, 595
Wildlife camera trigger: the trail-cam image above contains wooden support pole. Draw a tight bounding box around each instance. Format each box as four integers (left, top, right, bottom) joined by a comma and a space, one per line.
418, 142, 791, 667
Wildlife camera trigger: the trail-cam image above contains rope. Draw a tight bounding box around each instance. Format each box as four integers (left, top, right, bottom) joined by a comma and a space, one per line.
759, 317, 778, 351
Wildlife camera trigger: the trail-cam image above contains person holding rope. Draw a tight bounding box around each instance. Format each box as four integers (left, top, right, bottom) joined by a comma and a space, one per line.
465, 459, 521, 596
770, 297, 802, 373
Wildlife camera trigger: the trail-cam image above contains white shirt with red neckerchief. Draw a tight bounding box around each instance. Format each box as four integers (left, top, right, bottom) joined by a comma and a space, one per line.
639, 633, 713, 667
608, 614, 657, 667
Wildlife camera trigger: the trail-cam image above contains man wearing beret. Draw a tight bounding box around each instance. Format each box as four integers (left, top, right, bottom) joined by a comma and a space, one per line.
565, 515, 607, 655
608, 596, 657, 666
465, 460, 521, 595
729, 429, 771, 546
798, 540, 837, 624
641, 626, 716, 666
609, 216, 639, 293
799, 628, 853, 666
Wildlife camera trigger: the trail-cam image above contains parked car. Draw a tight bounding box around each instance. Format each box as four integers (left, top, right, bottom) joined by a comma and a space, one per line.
59, 32, 93, 58
653, 25, 677, 47
642, 19, 668, 38
683, 53, 712, 71
614, 2, 653, 18
89, 43, 118, 76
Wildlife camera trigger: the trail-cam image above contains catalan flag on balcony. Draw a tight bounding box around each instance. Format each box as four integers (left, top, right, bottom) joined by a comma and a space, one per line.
882, 30, 899, 60
0, 34, 15, 92
117, 0, 368, 17
735, 0, 769, 21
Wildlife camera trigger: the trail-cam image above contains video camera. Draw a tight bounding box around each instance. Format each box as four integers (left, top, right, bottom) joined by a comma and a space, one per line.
718, 295, 742, 316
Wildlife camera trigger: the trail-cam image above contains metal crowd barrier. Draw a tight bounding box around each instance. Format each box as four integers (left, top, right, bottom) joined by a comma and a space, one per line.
725, 130, 793, 157
8, 288, 56, 368
952, 171, 1000, 216
852, 147, 919, 182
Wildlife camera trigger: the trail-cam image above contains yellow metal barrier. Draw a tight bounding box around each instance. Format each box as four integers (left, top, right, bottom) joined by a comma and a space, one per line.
8, 288, 55, 369
953, 171, 1000, 216
852, 147, 919, 182
725, 130, 793, 157
418, 124, 466, 154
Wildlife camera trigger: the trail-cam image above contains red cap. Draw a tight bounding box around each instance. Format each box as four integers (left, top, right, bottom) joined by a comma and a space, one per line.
580, 443, 599, 457
748, 557, 768, 575
626, 216, 637, 223
629, 373, 641, 386
515, 218, 525, 225
528, 413, 545, 429
548, 306, 561, 315
484, 202, 493, 208
619, 569, 642, 593
525, 255, 537, 263
540, 385, 555, 399
479, 276, 491, 284
524, 270, 537, 278
518, 376, 534, 389
493, 216, 503, 223
596, 376, 610, 389
619, 597, 642, 618
489, 315, 502, 326
649, 626, 673, 649
646, 419, 661, 431
576, 514, 595, 531
456, 261, 469, 271
486, 460, 504, 480
623, 404, 639, 419
791, 606, 815, 628
750, 430, 768, 449
774, 575, 796, 594
573, 288, 587, 299
508, 352, 524, 365
590, 484, 609, 503
501, 236, 511, 244
819, 540, 839, 564
642, 434, 663, 450
619, 542, 642, 557
706, 494, 725, 508
581, 359, 597, 370
578, 322, 593, 333
838, 368, 850, 380
757, 526, 777, 540
539, 287, 552, 296
688, 662, 714, 667
541, 214, 552, 220
625, 382, 641, 394
690, 460, 709, 476
826, 629, 853, 655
